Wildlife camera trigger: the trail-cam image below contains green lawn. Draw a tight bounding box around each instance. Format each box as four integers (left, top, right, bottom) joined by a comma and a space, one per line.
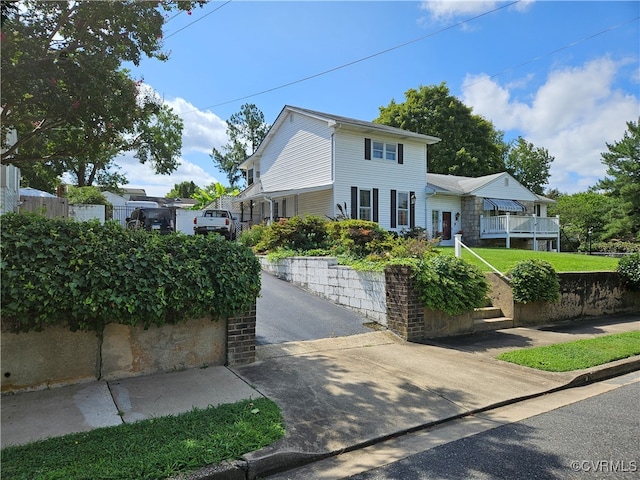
0, 398, 284, 480
438, 247, 619, 273
496, 331, 640, 372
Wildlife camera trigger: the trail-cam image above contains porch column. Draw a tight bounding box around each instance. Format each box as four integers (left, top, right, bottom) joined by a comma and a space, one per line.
532, 214, 537, 251
556, 215, 561, 252
506, 213, 510, 249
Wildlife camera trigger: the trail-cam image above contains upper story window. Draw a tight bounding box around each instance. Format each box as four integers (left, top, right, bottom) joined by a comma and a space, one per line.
365, 138, 403, 164
372, 141, 396, 161
247, 168, 254, 185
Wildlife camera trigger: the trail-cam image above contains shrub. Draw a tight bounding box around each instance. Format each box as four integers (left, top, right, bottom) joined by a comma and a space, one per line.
0, 214, 261, 333
412, 255, 489, 316
255, 215, 328, 253
617, 252, 640, 290
507, 259, 560, 304
326, 219, 389, 256
239, 223, 267, 248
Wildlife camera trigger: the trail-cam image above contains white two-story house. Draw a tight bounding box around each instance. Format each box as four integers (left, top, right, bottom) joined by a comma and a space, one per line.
235, 105, 559, 250
236, 105, 440, 232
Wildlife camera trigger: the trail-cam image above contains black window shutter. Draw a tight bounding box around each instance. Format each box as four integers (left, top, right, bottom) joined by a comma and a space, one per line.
373, 188, 379, 223
351, 186, 358, 219
410, 190, 416, 228
364, 138, 371, 160
390, 189, 397, 228
398, 143, 404, 164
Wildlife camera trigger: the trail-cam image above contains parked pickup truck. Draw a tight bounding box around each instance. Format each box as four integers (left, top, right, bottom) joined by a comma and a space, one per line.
193, 209, 236, 239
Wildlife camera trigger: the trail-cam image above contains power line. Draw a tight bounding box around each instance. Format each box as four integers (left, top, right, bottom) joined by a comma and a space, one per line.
178, 0, 521, 115
466, 15, 640, 88
175, 3, 637, 117
163, 0, 233, 40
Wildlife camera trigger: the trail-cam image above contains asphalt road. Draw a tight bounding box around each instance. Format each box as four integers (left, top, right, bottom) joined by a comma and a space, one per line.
346, 380, 640, 480
256, 271, 372, 345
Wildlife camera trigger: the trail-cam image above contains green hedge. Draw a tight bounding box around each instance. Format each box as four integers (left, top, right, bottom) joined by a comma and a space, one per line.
507, 259, 560, 304
617, 252, 640, 290
412, 255, 489, 316
0, 214, 261, 333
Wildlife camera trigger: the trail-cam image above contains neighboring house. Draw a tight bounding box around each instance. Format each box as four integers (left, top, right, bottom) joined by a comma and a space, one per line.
235, 105, 559, 251
1, 164, 20, 214
236, 105, 440, 232
426, 172, 559, 250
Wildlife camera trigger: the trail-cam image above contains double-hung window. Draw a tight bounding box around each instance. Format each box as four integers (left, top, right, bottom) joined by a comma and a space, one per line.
397, 192, 409, 227
359, 189, 372, 221
247, 168, 254, 185
365, 138, 403, 163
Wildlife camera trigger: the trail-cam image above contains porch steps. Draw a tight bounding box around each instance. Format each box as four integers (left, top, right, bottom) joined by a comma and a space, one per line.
472, 306, 514, 331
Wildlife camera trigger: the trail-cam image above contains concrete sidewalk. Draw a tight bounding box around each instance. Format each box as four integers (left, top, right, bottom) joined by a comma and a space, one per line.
1, 314, 638, 480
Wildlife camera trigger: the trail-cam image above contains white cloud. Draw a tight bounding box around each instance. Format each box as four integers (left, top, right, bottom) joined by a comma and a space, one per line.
116, 152, 219, 198
462, 57, 640, 193
165, 97, 228, 154
420, 0, 533, 23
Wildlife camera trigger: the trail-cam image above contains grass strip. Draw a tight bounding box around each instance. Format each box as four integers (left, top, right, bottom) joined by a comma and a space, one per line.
496, 331, 640, 372
1, 397, 284, 480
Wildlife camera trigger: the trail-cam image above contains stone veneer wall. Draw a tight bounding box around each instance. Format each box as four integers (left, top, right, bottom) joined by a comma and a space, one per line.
259, 256, 387, 325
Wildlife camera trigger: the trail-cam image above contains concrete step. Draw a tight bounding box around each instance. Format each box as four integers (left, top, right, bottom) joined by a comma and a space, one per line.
473, 317, 514, 332
472, 306, 504, 320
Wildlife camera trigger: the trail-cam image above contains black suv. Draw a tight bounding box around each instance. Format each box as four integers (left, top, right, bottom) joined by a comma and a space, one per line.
126, 208, 174, 234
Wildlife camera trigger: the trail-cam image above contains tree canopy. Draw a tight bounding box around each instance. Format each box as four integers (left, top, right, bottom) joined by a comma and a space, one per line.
211, 104, 269, 188
595, 117, 640, 239
375, 83, 506, 177
166, 181, 199, 199
505, 136, 553, 195
0, 0, 203, 192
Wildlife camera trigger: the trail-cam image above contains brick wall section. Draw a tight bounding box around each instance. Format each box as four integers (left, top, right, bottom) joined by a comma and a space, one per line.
226, 303, 257, 365
384, 265, 425, 341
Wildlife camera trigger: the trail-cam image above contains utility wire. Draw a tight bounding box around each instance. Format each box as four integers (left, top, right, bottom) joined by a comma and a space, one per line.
465, 15, 640, 87
163, 0, 233, 40
175, 2, 637, 117
178, 0, 521, 115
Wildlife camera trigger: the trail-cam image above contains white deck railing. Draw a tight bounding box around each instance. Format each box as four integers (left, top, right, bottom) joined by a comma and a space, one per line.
480, 214, 560, 250
481, 214, 560, 236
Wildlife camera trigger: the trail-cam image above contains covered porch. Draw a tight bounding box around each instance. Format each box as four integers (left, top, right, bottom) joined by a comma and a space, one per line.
480, 213, 561, 250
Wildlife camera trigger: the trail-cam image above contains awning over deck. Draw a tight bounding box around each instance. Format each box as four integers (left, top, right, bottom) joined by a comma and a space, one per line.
483, 198, 526, 212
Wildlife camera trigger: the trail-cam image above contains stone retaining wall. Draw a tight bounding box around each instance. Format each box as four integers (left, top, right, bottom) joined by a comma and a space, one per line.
1, 307, 256, 393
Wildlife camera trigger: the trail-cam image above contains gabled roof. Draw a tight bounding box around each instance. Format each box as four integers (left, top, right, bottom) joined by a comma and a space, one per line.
427, 172, 506, 195
241, 105, 440, 168
427, 172, 554, 203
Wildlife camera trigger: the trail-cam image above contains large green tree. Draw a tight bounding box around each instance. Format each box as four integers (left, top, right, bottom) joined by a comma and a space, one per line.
548, 192, 616, 251
0, 0, 202, 191
595, 117, 640, 239
505, 136, 553, 195
211, 104, 269, 188
375, 83, 506, 176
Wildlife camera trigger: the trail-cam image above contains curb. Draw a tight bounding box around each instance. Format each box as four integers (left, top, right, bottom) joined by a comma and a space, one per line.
177, 358, 640, 480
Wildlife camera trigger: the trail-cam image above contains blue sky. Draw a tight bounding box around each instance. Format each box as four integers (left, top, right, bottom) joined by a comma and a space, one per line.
118, 0, 639, 197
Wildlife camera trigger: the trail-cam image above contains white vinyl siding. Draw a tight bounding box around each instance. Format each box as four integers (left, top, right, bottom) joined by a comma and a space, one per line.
333, 131, 427, 230
259, 113, 333, 192
296, 189, 333, 218
473, 174, 538, 202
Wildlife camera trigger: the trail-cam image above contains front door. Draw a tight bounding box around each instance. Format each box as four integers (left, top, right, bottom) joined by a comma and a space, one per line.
442, 212, 452, 240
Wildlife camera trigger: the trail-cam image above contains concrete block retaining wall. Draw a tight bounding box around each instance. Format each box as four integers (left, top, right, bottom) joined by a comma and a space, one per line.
260, 256, 386, 325
1, 307, 256, 393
